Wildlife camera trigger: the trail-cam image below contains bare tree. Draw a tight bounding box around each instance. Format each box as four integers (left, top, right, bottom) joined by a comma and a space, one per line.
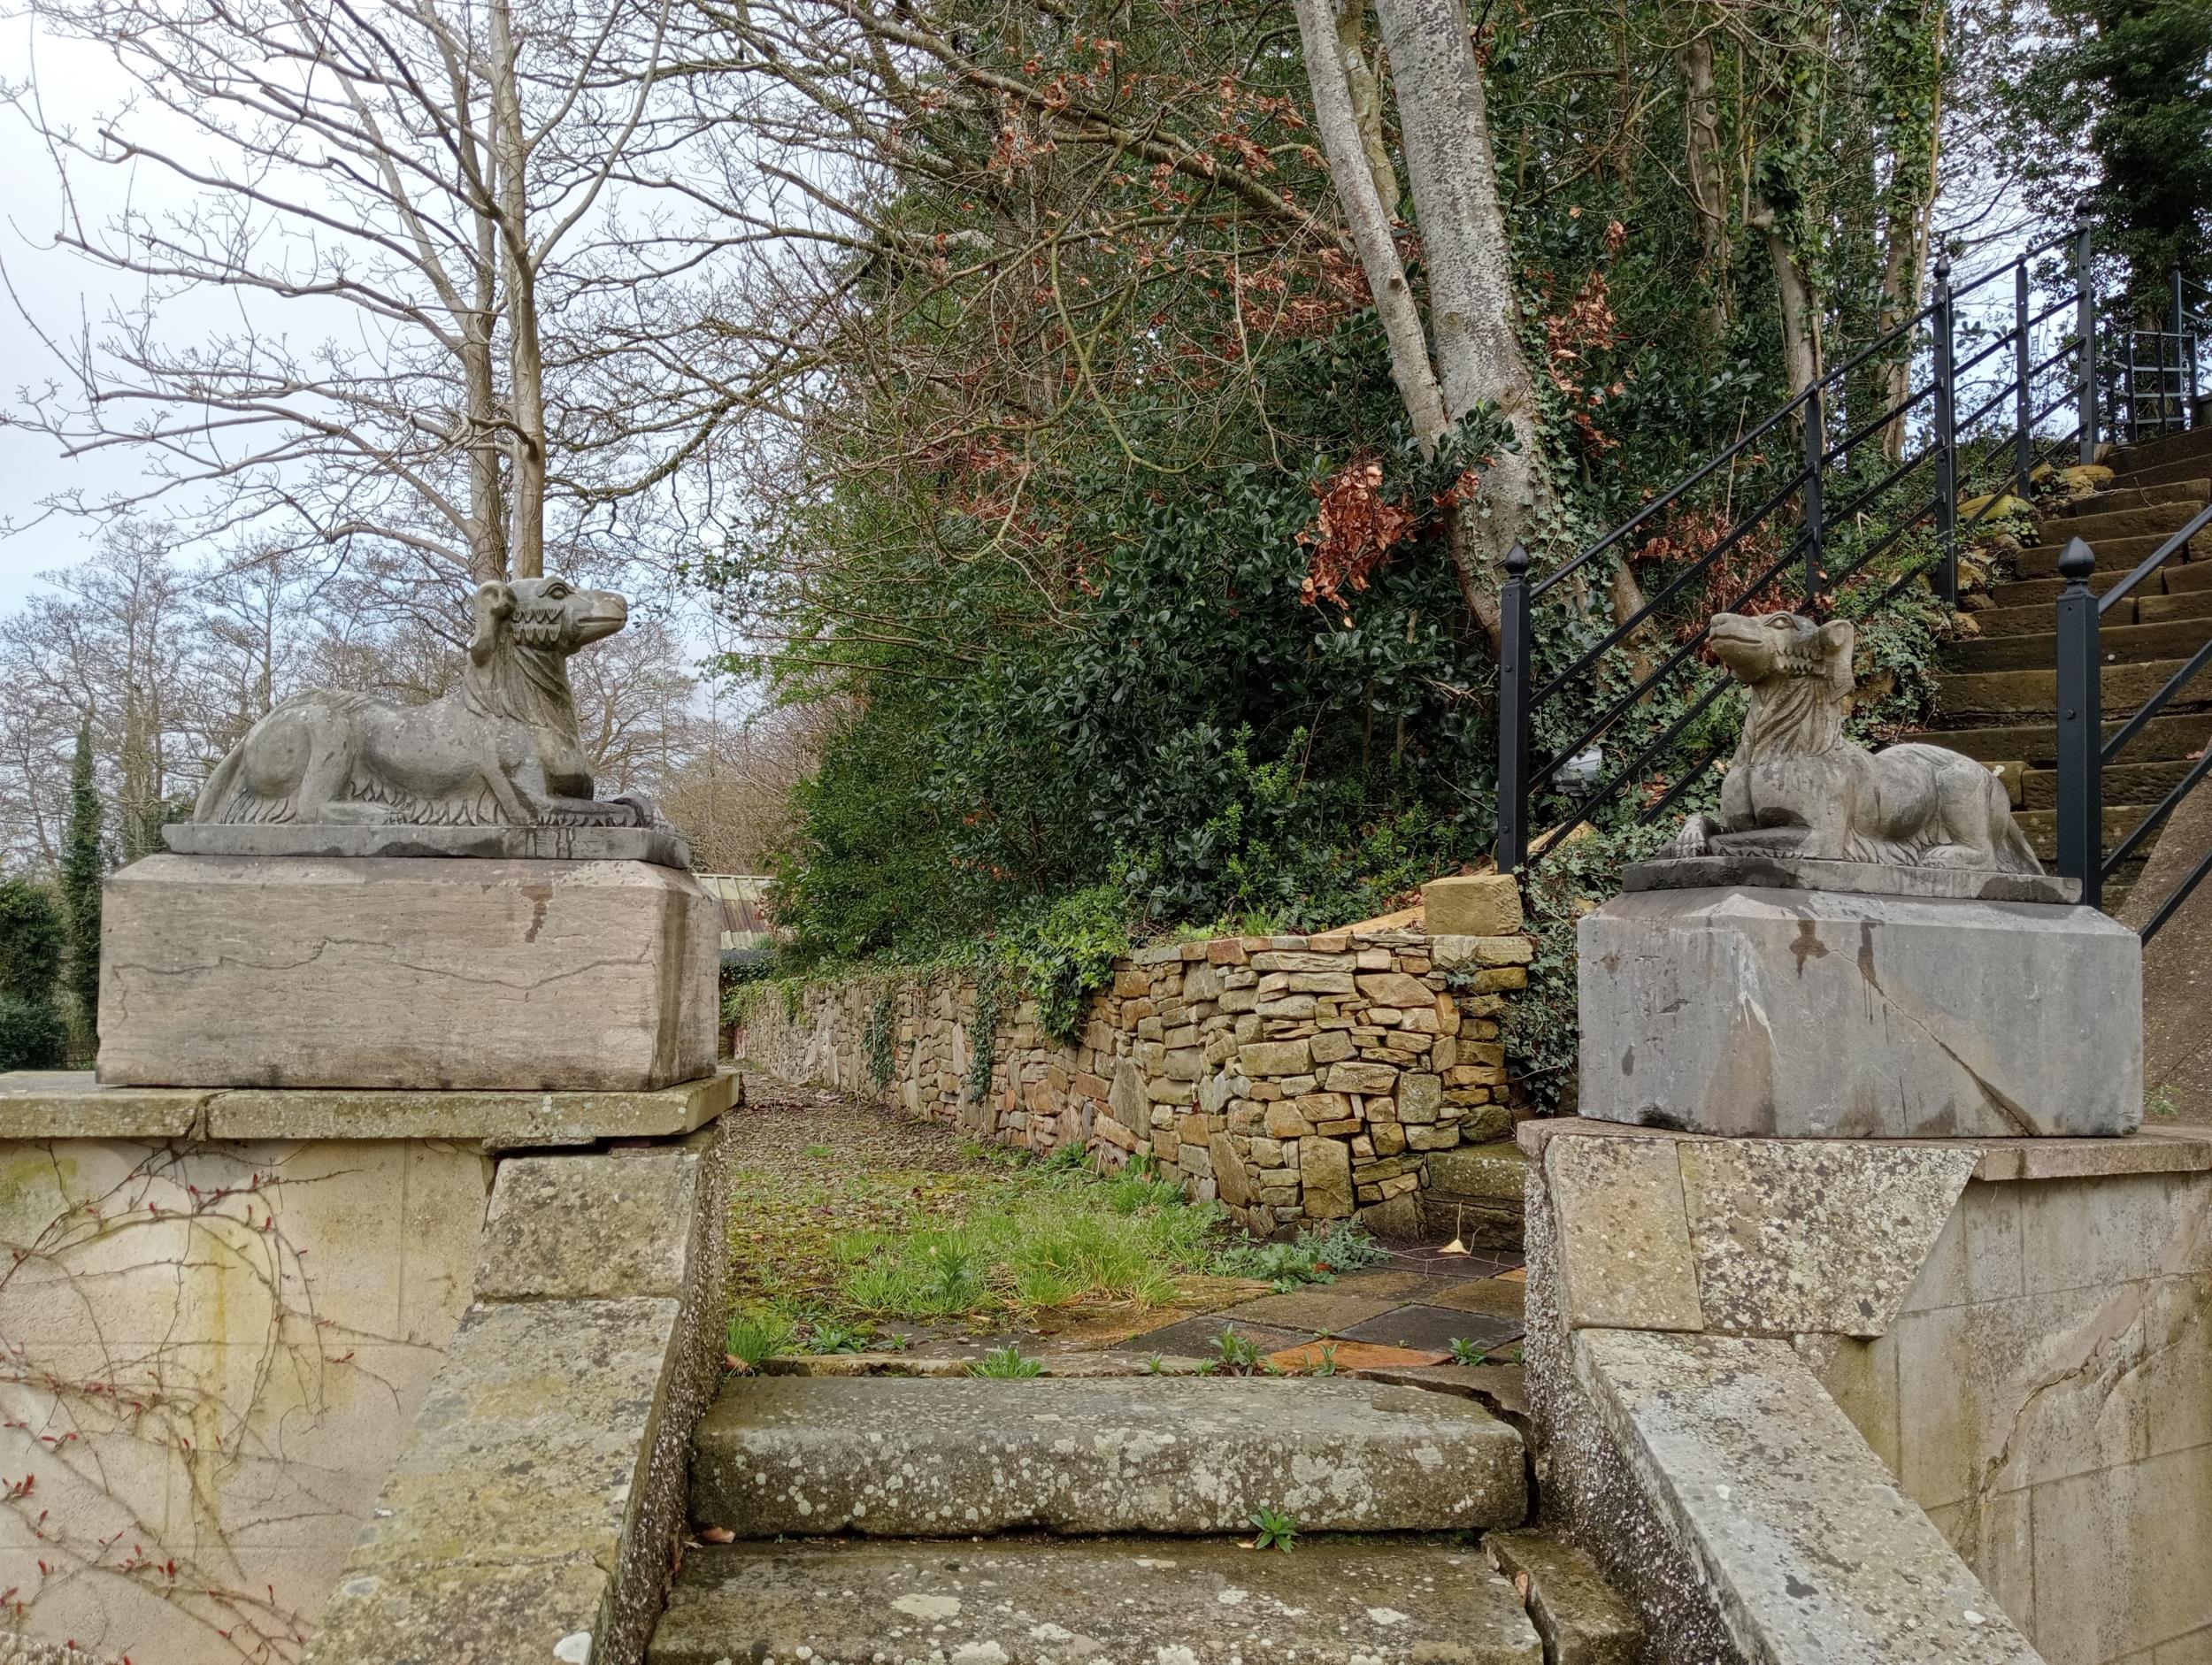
1292, 0, 1551, 641
3, 0, 757, 588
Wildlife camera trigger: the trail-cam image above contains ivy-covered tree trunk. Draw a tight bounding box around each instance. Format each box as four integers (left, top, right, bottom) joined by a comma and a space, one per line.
61, 720, 105, 1036
1873, 0, 1946, 459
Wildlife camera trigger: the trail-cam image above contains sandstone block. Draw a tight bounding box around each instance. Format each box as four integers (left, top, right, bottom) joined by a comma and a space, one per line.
1301, 1136, 1355, 1217
1425, 874, 1524, 936
1310, 1030, 1356, 1064
1325, 1061, 1401, 1094
1578, 887, 2142, 1137
99, 855, 715, 1091
1240, 1039, 1312, 1077
1356, 971, 1434, 1007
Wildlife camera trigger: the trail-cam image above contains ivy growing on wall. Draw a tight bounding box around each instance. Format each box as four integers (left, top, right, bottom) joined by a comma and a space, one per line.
863, 987, 899, 1091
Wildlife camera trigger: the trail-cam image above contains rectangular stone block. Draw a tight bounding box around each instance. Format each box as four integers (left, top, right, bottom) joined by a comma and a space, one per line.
99, 854, 718, 1091
1578, 886, 2141, 1138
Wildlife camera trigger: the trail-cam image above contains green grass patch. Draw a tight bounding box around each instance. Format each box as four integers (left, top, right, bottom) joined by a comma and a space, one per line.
728, 1133, 1386, 1341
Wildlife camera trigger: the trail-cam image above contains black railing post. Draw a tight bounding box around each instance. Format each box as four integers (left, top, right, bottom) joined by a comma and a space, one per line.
2016, 258, 2034, 496
1495, 542, 1532, 875
2077, 225, 2099, 461
1932, 255, 1959, 604
2176, 267, 2195, 429
1802, 381, 1826, 607
2053, 537, 2104, 908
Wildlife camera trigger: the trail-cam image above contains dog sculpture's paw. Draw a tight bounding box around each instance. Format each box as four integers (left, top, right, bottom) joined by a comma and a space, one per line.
1669, 816, 1715, 858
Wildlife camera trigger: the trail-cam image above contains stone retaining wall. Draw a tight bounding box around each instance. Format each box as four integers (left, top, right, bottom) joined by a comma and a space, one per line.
731, 879, 1536, 1238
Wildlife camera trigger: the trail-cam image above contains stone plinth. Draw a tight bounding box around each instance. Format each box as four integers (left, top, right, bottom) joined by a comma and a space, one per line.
1579, 886, 2141, 1138
98, 855, 718, 1092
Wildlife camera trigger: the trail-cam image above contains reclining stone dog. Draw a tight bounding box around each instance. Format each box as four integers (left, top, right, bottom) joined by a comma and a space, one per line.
194, 576, 656, 830
1670, 610, 2041, 873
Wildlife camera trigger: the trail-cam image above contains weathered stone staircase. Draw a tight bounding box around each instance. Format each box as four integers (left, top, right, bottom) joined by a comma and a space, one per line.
1924, 426, 2212, 907
644, 1372, 1635, 1663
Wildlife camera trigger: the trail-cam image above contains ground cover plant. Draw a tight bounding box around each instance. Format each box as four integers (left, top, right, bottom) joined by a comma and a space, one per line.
723, 1091, 1391, 1354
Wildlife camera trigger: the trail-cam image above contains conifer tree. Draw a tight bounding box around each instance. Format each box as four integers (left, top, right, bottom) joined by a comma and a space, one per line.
60, 719, 104, 1031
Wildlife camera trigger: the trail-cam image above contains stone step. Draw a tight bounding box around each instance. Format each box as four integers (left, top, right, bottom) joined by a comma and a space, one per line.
1971, 586, 2212, 637
2111, 452, 2212, 492
1936, 655, 2212, 717
2047, 503, 2211, 545
2013, 530, 2209, 577
690, 1376, 1529, 1538
2020, 758, 2193, 809
1913, 710, 2212, 766
1943, 612, 2212, 672
2108, 425, 2212, 479
1989, 556, 2212, 610
2013, 804, 2151, 860
2048, 479, 2211, 518
647, 1538, 1548, 1665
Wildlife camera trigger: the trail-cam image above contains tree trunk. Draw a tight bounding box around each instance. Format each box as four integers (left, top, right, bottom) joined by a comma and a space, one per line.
1333, 0, 1401, 212
490, 0, 547, 580
1875, 0, 1946, 459
1678, 27, 1730, 341
1762, 221, 1824, 399
1372, 0, 1548, 580
1293, 0, 1448, 449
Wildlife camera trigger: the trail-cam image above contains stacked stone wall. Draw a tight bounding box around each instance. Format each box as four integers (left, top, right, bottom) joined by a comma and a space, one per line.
732, 908, 1534, 1237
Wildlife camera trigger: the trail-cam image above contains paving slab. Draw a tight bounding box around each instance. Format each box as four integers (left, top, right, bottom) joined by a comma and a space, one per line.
1118, 1315, 1313, 1357
690, 1375, 1527, 1536
1210, 1285, 1410, 1331
648, 1538, 1545, 1665
1264, 1339, 1450, 1372
1426, 1277, 1529, 1319
1336, 1302, 1523, 1354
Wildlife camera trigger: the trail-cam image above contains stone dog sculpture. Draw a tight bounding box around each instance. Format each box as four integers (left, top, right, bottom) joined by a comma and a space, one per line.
1670, 610, 2042, 872
195, 576, 656, 829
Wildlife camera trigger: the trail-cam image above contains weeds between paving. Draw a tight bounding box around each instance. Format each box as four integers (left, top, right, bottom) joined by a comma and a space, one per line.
725, 1078, 1388, 1360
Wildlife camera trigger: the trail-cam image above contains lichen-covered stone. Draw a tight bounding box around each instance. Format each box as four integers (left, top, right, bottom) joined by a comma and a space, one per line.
1546, 1135, 1702, 1331
1573, 1329, 2041, 1665
690, 1376, 1525, 1536
1485, 1531, 1644, 1665
650, 1539, 1544, 1665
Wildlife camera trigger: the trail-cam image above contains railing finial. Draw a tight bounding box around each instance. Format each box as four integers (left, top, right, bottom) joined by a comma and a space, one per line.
1504, 541, 1531, 579
2057, 537, 2097, 586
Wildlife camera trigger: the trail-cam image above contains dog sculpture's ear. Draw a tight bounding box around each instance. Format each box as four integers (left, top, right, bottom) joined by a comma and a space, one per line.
1816, 618, 1857, 697
468, 582, 516, 664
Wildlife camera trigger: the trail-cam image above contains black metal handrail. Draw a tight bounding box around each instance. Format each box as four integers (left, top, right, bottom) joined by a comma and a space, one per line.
2053, 519, 2212, 939
1496, 226, 2095, 874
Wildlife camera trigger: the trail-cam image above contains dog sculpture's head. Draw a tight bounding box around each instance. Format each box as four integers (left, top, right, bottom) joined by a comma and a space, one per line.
1709, 610, 1856, 699
467, 576, 628, 665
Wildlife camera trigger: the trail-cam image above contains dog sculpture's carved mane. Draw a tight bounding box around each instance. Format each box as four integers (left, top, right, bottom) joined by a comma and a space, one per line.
1671, 610, 2042, 873
194, 576, 651, 831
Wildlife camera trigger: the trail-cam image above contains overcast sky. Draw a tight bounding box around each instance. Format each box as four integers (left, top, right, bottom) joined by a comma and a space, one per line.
0, 18, 165, 610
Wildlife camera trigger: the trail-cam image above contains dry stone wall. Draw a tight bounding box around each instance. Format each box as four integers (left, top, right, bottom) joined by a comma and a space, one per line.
733, 879, 1534, 1238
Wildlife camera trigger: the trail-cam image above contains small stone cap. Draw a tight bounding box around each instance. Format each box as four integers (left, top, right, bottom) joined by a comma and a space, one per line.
1424, 873, 1525, 936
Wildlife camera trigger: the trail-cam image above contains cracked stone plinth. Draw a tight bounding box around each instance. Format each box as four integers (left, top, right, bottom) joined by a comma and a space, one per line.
648, 1539, 1544, 1665
96, 854, 718, 1091
690, 1376, 1527, 1536
1578, 886, 2140, 1138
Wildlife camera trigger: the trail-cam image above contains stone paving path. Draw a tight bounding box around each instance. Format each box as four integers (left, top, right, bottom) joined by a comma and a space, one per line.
728, 1071, 1527, 1374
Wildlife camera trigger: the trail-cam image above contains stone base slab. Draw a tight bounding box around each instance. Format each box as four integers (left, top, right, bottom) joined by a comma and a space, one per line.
1578, 886, 2141, 1138
166, 819, 691, 868
1624, 852, 2078, 904
97, 855, 718, 1092
0, 1065, 738, 1147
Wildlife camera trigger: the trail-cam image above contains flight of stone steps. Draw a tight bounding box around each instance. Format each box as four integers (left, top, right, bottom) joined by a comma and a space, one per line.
644, 1372, 1636, 1663
1925, 425, 2212, 908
